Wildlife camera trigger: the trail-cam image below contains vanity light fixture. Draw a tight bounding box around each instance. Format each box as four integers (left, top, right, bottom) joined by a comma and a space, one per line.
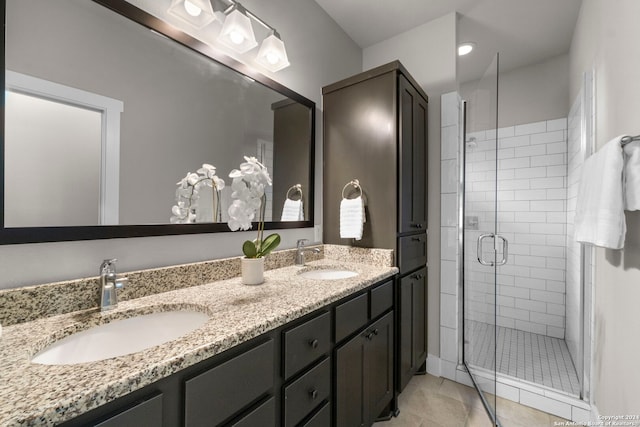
256, 31, 290, 72
458, 42, 476, 56
217, 3, 258, 53
167, 0, 217, 29
217, 1, 290, 71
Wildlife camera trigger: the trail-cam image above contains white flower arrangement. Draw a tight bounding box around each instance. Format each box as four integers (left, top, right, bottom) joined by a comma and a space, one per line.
227, 156, 280, 258
171, 164, 225, 224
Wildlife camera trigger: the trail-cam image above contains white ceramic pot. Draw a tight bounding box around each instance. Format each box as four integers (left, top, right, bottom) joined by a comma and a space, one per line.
241, 257, 265, 285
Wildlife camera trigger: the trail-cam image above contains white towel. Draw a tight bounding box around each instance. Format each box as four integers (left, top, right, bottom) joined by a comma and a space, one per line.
574, 136, 626, 249
623, 140, 640, 211
280, 198, 304, 221
340, 196, 365, 240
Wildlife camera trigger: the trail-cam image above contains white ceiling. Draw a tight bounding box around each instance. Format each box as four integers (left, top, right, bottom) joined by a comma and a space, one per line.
313, 0, 583, 83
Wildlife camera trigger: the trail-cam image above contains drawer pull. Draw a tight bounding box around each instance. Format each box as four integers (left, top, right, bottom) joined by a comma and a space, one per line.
411, 237, 423, 242
410, 223, 424, 229
411, 273, 424, 280
309, 389, 318, 400
309, 339, 319, 349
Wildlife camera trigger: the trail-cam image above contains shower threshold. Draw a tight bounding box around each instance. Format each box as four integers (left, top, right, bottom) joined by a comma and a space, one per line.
467, 320, 580, 396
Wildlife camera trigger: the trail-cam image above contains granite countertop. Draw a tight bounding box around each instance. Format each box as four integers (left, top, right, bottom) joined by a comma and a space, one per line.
0, 257, 397, 426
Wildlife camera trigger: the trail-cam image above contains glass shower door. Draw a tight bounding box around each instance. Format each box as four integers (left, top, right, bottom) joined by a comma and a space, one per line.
463, 53, 502, 426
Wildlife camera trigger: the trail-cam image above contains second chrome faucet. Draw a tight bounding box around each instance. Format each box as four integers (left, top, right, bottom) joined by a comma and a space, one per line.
295, 239, 320, 266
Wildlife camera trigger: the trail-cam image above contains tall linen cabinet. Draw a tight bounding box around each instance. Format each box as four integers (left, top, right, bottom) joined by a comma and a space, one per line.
322, 61, 429, 399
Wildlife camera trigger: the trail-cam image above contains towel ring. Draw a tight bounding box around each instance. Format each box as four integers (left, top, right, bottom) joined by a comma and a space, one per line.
621, 135, 640, 147
342, 179, 363, 199
286, 184, 303, 200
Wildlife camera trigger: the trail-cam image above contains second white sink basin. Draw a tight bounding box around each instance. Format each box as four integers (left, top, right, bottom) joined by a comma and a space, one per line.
298, 269, 358, 280
32, 310, 209, 365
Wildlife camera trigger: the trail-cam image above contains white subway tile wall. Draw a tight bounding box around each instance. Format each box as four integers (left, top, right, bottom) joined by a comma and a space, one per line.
464, 118, 568, 338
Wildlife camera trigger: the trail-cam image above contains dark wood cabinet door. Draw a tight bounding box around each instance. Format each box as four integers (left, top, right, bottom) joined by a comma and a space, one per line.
364, 312, 394, 425
398, 268, 428, 392
94, 394, 163, 427
336, 333, 366, 427
399, 76, 427, 233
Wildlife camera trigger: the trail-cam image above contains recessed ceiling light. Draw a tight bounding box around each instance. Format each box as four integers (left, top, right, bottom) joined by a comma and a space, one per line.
458, 42, 475, 56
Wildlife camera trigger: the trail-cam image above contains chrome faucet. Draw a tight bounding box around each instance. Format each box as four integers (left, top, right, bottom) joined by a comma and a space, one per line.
99, 259, 128, 311
295, 239, 320, 266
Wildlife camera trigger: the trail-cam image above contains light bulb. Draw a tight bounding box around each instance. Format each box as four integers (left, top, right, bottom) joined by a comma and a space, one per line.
229, 30, 245, 45
183, 0, 202, 17
265, 52, 279, 65
458, 42, 475, 56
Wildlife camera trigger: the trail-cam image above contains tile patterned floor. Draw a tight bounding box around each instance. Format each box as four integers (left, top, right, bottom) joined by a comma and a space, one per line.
373, 374, 569, 427
466, 320, 580, 395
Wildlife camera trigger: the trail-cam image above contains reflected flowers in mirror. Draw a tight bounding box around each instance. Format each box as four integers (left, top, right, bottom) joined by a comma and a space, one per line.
170, 163, 225, 223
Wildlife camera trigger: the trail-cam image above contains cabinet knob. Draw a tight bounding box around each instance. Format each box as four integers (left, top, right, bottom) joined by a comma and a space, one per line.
411, 273, 424, 280
365, 331, 374, 340
411, 237, 423, 242
309, 389, 318, 400
373, 329, 379, 336
309, 339, 319, 349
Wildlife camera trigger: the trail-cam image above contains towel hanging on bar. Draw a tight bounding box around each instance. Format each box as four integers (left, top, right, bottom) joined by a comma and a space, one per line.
281, 184, 304, 221
575, 136, 626, 249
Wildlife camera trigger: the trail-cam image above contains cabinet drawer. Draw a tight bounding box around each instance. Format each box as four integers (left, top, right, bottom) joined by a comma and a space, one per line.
284, 312, 331, 379
335, 292, 368, 343
230, 397, 275, 427
370, 280, 393, 319
398, 233, 427, 274
184, 339, 274, 427
301, 402, 330, 427
94, 394, 162, 427
283, 358, 331, 427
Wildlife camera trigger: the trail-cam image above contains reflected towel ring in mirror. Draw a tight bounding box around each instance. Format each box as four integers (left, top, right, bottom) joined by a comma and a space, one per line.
342, 179, 363, 200
286, 184, 303, 201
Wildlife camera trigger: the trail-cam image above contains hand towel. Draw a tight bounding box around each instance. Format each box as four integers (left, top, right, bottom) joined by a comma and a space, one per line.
574, 136, 626, 249
280, 198, 304, 221
623, 140, 640, 211
340, 196, 365, 240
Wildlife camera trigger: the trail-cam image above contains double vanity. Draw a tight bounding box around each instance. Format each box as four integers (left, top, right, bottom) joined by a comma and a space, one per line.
0, 245, 401, 426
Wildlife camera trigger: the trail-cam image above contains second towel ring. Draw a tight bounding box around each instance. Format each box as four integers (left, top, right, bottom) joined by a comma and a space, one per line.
342, 179, 363, 199
286, 184, 303, 200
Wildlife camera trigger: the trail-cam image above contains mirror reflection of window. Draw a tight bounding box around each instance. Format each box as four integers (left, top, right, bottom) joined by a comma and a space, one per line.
5, 91, 103, 227
4, 71, 123, 227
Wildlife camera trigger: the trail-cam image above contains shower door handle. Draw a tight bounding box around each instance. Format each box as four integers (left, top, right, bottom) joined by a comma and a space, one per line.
477, 233, 509, 267
495, 234, 509, 266
477, 233, 495, 266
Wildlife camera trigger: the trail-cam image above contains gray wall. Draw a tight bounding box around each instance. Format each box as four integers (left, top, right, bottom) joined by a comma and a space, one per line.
0, 0, 362, 289
363, 12, 459, 359
461, 54, 570, 128
569, 0, 640, 416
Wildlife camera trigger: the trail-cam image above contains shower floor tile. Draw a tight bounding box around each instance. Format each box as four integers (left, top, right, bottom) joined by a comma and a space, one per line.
466, 320, 580, 396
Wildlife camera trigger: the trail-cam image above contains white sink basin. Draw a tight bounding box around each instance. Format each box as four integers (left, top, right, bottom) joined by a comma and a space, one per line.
298, 269, 358, 280
32, 310, 209, 365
